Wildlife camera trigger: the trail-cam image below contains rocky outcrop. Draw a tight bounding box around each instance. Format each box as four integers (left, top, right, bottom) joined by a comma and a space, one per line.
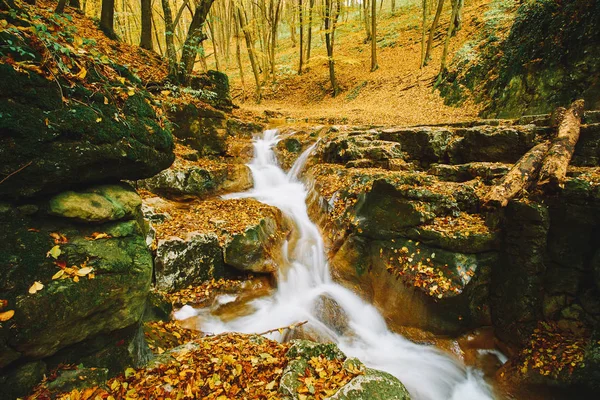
0, 184, 153, 398
149, 198, 292, 292
167, 103, 262, 157
440, 0, 600, 117
280, 340, 411, 400
0, 65, 174, 201
136, 160, 252, 199
305, 115, 600, 391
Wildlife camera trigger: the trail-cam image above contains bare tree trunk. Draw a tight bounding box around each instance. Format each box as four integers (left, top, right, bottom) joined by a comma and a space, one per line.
420, 0, 427, 67
269, 0, 282, 79
178, 0, 216, 84
237, 7, 262, 102
207, 18, 220, 71
161, 0, 177, 78
391, 0, 395, 13
55, 0, 67, 13
298, 0, 303, 74
424, 0, 444, 65
370, 0, 377, 71
306, 0, 314, 63
483, 141, 552, 209
140, 0, 153, 50
451, 0, 463, 33
437, 0, 460, 82
100, 0, 117, 39
324, 0, 340, 96
537, 100, 585, 192
234, 5, 246, 96
363, 0, 371, 42
151, 7, 164, 55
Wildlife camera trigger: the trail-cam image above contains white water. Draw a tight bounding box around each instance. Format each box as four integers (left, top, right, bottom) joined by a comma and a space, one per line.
191, 129, 494, 400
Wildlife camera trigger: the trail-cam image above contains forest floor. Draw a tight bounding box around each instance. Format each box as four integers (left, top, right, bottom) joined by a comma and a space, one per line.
225, 0, 492, 126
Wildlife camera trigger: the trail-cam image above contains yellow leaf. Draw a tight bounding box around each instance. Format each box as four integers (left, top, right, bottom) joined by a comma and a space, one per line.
76, 66, 87, 80
127, 88, 135, 96
124, 367, 136, 378
52, 270, 65, 280
73, 276, 80, 283
265, 380, 276, 390
77, 267, 93, 276
117, 77, 126, 84
28, 281, 44, 294
0, 310, 15, 322
96, 118, 102, 123
46, 245, 61, 259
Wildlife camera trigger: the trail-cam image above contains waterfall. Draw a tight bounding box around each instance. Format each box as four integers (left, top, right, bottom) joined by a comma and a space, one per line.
194, 129, 495, 400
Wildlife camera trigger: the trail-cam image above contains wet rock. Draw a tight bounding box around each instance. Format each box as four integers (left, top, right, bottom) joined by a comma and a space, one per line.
0, 65, 174, 201
154, 233, 230, 292
447, 126, 539, 164
492, 200, 550, 345
223, 217, 282, 273
137, 163, 252, 199
328, 367, 411, 400
281, 342, 410, 400
314, 295, 350, 336
286, 340, 346, 360
379, 127, 452, 166
48, 183, 141, 223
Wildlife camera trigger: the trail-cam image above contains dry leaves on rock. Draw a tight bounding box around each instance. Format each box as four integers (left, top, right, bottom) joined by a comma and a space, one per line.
144, 321, 199, 354
516, 321, 589, 379
297, 356, 362, 400
28, 333, 291, 400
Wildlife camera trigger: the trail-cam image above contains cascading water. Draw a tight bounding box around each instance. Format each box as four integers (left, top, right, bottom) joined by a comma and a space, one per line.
189, 129, 495, 400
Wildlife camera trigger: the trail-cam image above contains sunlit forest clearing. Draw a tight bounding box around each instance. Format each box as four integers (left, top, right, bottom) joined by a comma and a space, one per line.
79, 0, 485, 125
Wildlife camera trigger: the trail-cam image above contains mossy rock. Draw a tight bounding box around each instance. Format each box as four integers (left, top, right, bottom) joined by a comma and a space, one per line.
48, 183, 141, 223
0, 65, 174, 200
328, 367, 411, 400
0, 201, 153, 367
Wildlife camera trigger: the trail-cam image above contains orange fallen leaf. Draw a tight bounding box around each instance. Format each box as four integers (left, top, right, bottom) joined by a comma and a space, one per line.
86, 232, 112, 240
50, 232, 68, 244
0, 310, 14, 322
29, 281, 44, 294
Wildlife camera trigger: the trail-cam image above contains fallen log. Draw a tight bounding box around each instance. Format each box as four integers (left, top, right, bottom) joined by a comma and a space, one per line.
482, 141, 552, 208
537, 99, 585, 192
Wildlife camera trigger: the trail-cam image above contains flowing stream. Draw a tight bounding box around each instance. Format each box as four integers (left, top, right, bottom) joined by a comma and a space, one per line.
187, 129, 495, 400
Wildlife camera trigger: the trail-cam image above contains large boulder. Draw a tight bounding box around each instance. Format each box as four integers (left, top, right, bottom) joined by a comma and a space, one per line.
0, 65, 174, 200
280, 340, 411, 400
137, 162, 252, 199
0, 184, 153, 397
154, 233, 230, 292
151, 198, 292, 291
